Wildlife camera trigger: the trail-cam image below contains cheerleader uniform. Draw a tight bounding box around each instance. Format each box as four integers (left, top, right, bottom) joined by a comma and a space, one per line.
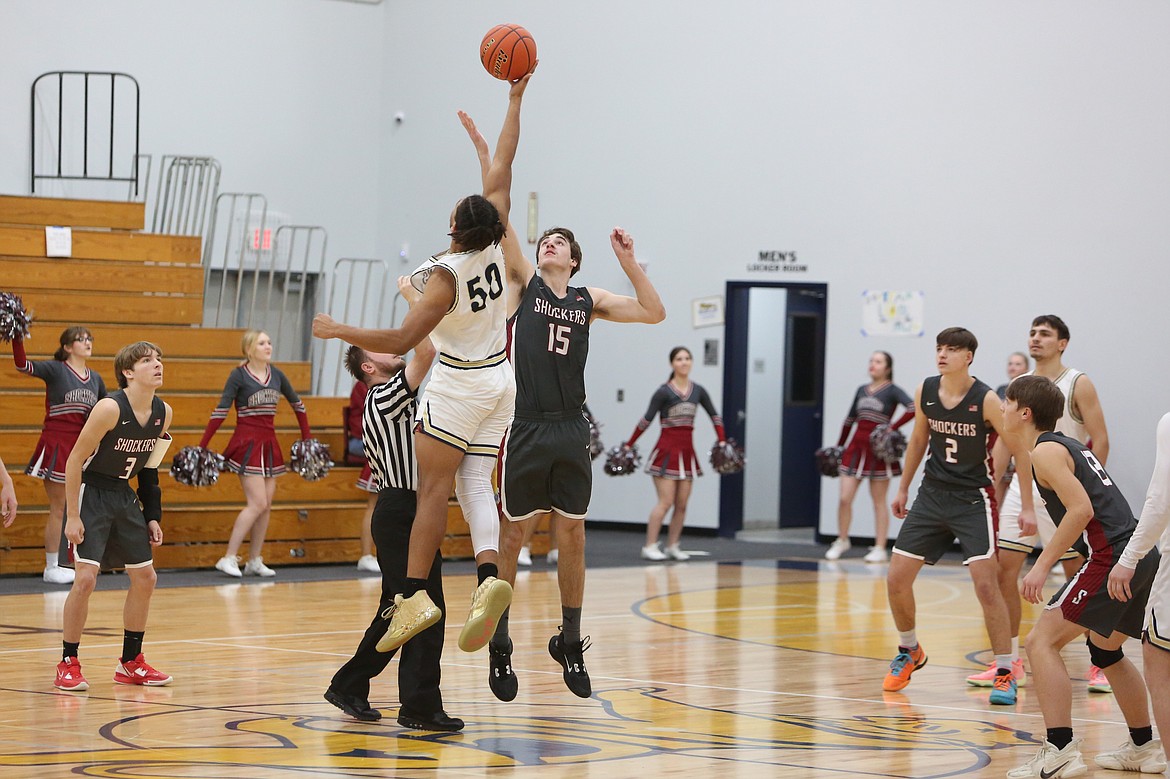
199, 364, 311, 477
627, 382, 724, 480
836, 381, 914, 480
12, 337, 107, 483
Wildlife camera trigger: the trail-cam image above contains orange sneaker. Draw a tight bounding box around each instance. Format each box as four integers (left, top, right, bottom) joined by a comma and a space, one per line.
883, 644, 927, 691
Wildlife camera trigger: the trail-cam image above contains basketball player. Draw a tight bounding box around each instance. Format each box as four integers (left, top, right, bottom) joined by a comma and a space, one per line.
884, 327, 1022, 706
969, 315, 1113, 692
55, 342, 174, 691
1106, 411, 1170, 774
1005, 376, 1159, 779
312, 67, 536, 655
325, 292, 463, 731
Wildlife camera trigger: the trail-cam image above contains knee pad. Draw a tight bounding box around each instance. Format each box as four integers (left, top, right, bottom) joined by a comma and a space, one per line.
1087, 637, 1125, 670
455, 456, 499, 555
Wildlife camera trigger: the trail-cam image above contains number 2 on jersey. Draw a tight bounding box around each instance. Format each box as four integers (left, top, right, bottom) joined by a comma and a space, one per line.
467, 262, 503, 312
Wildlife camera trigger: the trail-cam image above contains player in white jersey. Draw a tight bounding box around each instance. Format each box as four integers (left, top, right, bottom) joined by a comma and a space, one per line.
966, 314, 1112, 691
313, 66, 536, 656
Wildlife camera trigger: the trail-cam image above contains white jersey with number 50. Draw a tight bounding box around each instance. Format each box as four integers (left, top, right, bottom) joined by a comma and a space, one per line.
411, 245, 508, 364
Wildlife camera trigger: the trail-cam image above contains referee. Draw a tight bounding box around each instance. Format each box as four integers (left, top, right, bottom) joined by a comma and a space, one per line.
323, 332, 462, 731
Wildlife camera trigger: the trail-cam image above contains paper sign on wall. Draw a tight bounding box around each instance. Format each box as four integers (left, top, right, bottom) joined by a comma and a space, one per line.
45, 226, 72, 258
861, 290, 924, 337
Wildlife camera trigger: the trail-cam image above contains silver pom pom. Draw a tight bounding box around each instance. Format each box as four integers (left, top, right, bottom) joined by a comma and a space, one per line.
603, 444, 641, 476
710, 438, 746, 474
814, 446, 843, 478
0, 292, 32, 343
290, 438, 333, 482
869, 424, 907, 463
170, 446, 225, 486
588, 418, 604, 461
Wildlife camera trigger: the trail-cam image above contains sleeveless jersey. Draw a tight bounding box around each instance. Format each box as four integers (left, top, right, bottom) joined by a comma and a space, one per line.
921, 375, 994, 489
507, 275, 593, 414
1034, 431, 1136, 555
1017, 368, 1088, 443
83, 392, 166, 483
411, 245, 508, 366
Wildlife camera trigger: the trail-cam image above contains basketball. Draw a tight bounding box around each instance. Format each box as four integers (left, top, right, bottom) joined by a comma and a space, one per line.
480, 24, 536, 81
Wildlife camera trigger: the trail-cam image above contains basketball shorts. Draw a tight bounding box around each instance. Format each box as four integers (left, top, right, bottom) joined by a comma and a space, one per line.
1143, 547, 1170, 652
893, 481, 996, 565
63, 484, 154, 570
997, 477, 1081, 560
416, 362, 516, 457
499, 413, 592, 521
1047, 548, 1160, 638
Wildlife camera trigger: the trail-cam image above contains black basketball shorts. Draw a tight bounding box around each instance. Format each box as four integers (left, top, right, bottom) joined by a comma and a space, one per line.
499, 414, 592, 521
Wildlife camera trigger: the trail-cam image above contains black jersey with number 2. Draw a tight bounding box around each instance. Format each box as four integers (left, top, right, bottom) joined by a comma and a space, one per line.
507, 275, 593, 415
84, 391, 166, 483
920, 375, 994, 489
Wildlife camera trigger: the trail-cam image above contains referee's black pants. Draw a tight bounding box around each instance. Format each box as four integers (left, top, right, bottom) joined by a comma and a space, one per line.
330, 486, 447, 714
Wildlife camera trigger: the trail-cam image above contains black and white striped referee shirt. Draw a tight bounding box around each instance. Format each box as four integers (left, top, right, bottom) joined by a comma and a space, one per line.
361, 372, 418, 491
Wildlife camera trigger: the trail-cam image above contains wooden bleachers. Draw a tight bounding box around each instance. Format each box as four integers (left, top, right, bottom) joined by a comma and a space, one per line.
0, 194, 547, 577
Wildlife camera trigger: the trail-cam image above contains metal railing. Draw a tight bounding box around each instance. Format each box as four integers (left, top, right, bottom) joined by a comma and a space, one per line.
30, 71, 140, 195
151, 155, 221, 236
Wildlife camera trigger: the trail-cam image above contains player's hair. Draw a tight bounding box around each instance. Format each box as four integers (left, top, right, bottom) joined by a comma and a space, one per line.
874, 350, 894, 381
538, 227, 583, 277
344, 345, 368, 383
114, 341, 163, 389
450, 195, 505, 252
54, 326, 92, 361
936, 327, 978, 355
668, 346, 692, 380
240, 330, 268, 361
1032, 314, 1070, 342
1005, 374, 1064, 432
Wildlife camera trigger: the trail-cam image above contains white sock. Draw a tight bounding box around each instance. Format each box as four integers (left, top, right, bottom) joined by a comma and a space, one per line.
898, 630, 918, 649
995, 653, 1013, 672
455, 455, 499, 556
46, 552, 57, 569
1010, 637, 1020, 663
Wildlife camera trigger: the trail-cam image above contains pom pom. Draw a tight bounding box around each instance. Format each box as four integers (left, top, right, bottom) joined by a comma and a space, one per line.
603, 444, 641, 476
169, 446, 225, 487
588, 418, 604, 461
814, 446, 843, 478
290, 438, 333, 482
869, 424, 907, 463
0, 292, 32, 343
710, 438, 746, 474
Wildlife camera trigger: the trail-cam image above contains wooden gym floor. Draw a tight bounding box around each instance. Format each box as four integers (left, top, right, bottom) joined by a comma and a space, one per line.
0, 556, 1147, 778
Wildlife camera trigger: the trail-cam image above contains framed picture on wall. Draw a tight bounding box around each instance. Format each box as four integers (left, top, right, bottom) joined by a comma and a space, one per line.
692, 295, 724, 329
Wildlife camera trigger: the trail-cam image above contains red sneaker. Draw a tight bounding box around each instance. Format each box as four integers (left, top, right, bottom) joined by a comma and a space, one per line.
114, 654, 173, 686
55, 657, 89, 691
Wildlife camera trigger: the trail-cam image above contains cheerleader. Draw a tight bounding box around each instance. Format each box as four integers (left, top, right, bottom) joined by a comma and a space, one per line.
626, 346, 725, 561
12, 327, 107, 583
826, 351, 914, 563
200, 330, 312, 577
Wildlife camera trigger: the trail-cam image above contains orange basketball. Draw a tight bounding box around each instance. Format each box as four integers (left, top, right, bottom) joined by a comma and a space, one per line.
480, 24, 537, 81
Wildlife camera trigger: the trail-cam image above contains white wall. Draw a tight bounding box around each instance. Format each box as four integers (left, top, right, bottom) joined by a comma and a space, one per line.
3, 2, 1168, 532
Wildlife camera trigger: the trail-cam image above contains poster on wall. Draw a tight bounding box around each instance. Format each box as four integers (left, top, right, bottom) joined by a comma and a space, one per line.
861, 290, 924, 336
691, 295, 724, 328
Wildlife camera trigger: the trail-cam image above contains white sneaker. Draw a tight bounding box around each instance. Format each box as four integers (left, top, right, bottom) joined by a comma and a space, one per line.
1095, 738, 1166, 773
824, 538, 851, 560
43, 565, 75, 584
215, 556, 242, 578
641, 544, 667, 561
356, 554, 380, 573
517, 546, 532, 567
243, 557, 276, 577
547, 548, 559, 565
665, 544, 690, 561
1007, 739, 1087, 779
863, 546, 888, 563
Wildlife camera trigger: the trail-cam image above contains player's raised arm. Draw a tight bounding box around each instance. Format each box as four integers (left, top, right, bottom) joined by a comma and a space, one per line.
589, 228, 666, 325
312, 270, 453, 356
482, 68, 536, 225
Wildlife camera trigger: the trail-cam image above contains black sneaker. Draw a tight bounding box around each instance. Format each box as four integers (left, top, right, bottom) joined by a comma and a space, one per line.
397, 708, 465, 732
488, 638, 518, 702
548, 630, 591, 698
324, 687, 381, 721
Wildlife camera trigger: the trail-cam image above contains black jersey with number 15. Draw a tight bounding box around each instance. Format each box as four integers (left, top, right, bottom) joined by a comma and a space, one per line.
507, 276, 593, 415
83, 391, 166, 483
920, 375, 994, 489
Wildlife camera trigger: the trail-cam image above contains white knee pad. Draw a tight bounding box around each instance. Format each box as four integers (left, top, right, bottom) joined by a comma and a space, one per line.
455, 455, 499, 556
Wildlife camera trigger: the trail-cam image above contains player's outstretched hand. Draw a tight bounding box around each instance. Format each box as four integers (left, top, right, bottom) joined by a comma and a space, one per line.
1108, 563, 1136, 602
610, 227, 636, 264
509, 62, 538, 92
312, 313, 338, 340
1020, 565, 1045, 604
398, 275, 421, 306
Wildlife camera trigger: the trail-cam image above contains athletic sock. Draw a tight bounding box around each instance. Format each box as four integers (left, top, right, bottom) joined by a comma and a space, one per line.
490, 607, 511, 650
1130, 726, 1153, 747
477, 562, 498, 584
1047, 727, 1074, 750
121, 630, 144, 663
403, 578, 427, 598
994, 654, 1013, 674
561, 606, 583, 645
1010, 637, 1020, 663
897, 630, 917, 650
62, 641, 80, 661
46, 552, 57, 569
